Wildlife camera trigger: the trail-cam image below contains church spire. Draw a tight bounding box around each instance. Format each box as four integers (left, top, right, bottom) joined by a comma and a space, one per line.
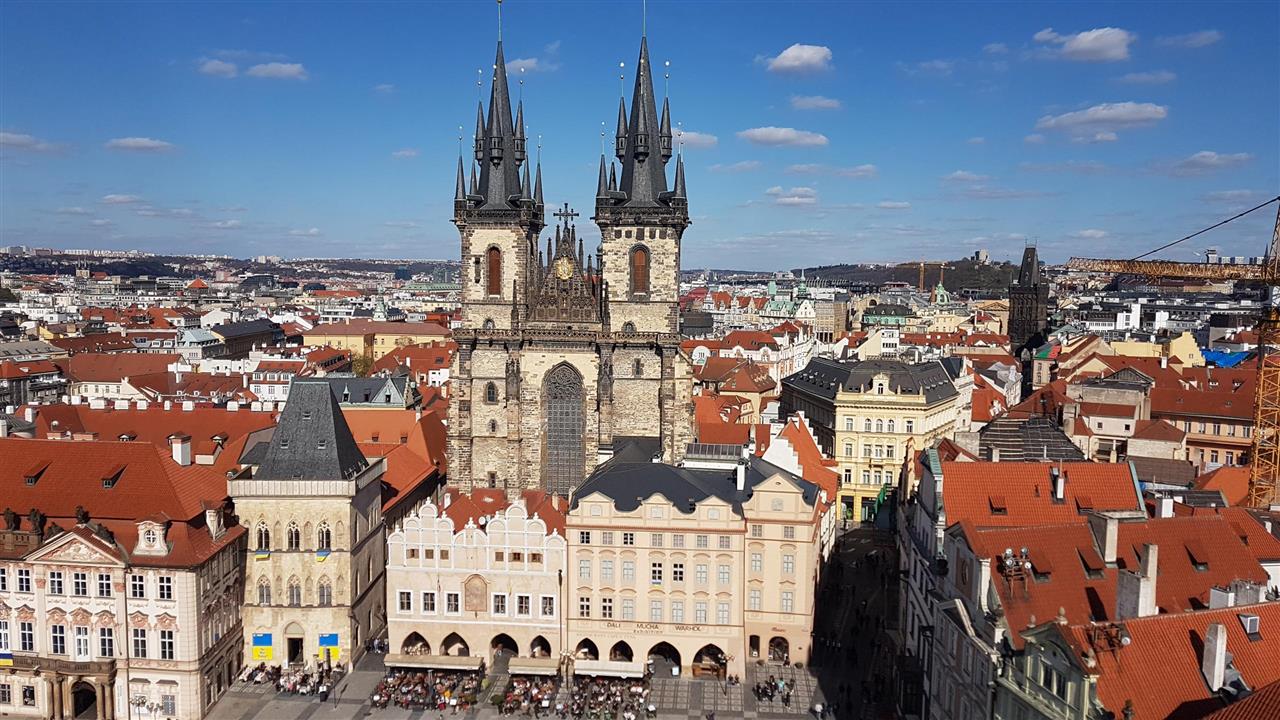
659, 97, 673, 163
534, 159, 544, 207
673, 151, 687, 199
614, 97, 628, 160
514, 98, 527, 165
596, 154, 608, 198
475, 40, 522, 209
614, 36, 669, 207
455, 155, 466, 202
520, 155, 533, 202
473, 102, 485, 161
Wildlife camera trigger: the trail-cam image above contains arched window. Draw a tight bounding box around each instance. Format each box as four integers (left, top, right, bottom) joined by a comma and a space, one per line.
287, 522, 301, 551
257, 577, 271, 605
887, 419, 896, 433
543, 363, 585, 495
473, 256, 482, 283
482, 318, 495, 331
630, 246, 650, 294
256, 523, 270, 551
317, 579, 333, 607
484, 382, 498, 404
287, 579, 301, 607
621, 322, 636, 333
488, 420, 498, 433
633, 359, 644, 376
844, 417, 854, 431
863, 419, 872, 432
487, 247, 502, 296
875, 419, 883, 433
316, 522, 332, 552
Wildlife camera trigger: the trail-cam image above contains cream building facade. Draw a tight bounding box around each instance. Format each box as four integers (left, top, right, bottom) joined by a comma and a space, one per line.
229, 379, 387, 670
383, 490, 567, 674
781, 358, 959, 522
564, 443, 827, 679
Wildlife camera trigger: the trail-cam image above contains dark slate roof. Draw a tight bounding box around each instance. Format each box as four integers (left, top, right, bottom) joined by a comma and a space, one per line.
783, 357, 959, 405
978, 416, 1085, 462
570, 452, 817, 517
865, 303, 914, 317
210, 318, 279, 339
1017, 246, 1042, 286
1126, 456, 1197, 486
324, 376, 405, 405
1084, 367, 1153, 390
256, 378, 368, 480
939, 356, 965, 381
0, 412, 36, 434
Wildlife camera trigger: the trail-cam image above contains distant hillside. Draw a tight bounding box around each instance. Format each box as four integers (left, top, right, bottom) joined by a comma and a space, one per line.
796, 259, 1018, 292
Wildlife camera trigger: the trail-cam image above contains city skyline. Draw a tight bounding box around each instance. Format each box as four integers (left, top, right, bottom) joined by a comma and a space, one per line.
2, 0, 1277, 268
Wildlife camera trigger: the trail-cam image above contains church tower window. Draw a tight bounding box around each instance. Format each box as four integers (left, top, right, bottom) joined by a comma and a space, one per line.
634, 359, 644, 376
316, 522, 332, 551
543, 363, 585, 495
630, 246, 650, 294
256, 523, 270, 551
484, 382, 499, 404
257, 577, 271, 605
488, 420, 498, 433
487, 247, 502, 296
287, 522, 301, 551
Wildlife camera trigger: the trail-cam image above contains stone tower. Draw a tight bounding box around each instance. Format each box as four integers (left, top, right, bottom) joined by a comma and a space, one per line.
1009, 246, 1050, 355
447, 29, 694, 499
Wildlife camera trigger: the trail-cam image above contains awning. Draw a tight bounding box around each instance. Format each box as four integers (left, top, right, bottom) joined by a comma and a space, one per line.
508, 657, 560, 676
573, 659, 645, 678
384, 653, 483, 670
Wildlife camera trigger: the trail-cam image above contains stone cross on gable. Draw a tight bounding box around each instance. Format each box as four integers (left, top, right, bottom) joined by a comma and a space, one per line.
553, 203, 579, 224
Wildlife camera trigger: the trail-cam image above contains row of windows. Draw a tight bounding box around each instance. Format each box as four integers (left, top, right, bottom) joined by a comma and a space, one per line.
578, 596, 730, 624
0, 620, 122, 658
842, 468, 896, 485
255, 521, 332, 552
843, 442, 897, 460
748, 525, 797, 539
577, 554, 794, 583
256, 577, 333, 607
1181, 420, 1250, 438
481, 246, 653, 296
842, 417, 915, 433
395, 590, 556, 618
577, 531, 733, 549
0, 569, 172, 600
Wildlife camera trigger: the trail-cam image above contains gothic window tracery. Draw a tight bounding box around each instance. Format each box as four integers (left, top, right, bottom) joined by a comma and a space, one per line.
484, 382, 499, 404
543, 364, 585, 495
287, 522, 301, 551
316, 522, 332, 551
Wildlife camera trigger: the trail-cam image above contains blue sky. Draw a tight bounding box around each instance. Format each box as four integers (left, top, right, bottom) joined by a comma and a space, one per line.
1, 1, 1276, 269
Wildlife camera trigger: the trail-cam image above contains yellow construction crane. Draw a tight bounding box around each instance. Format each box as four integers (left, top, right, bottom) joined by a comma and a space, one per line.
1068, 201, 1280, 507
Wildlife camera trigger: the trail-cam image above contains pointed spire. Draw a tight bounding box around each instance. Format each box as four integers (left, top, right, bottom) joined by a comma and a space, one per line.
546, 233, 552, 267
476, 40, 522, 209
520, 157, 533, 201
615, 97, 628, 160
578, 228, 584, 268
470, 161, 478, 195
596, 155, 608, 197
616, 35, 668, 206
474, 102, 485, 161
659, 97, 673, 163
608, 162, 618, 192
534, 160, 544, 206
673, 152, 687, 199
514, 99, 527, 165
455, 155, 466, 201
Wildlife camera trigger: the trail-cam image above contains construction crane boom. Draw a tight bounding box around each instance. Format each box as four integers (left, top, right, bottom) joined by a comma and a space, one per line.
1067, 205, 1280, 507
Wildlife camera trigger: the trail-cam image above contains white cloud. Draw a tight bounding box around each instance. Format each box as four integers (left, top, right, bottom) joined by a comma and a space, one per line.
169, 208, 196, 217
1020, 160, 1108, 174
877, 201, 911, 210
1034, 27, 1135, 61
709, 161, 761, 173
289, 227, 321, 237
678, 131, 718, 149
391, 148, 420, 159
1035, 102, 1168, 138
383, 220, 422, 229
1024, 133, 1046, 144
836, 164, 878, 178
1168, 151, 1252, 176
1070, 229, 1108, 239
762, 44, 833, 73
983, 43, 1009, 55
198, 59, 238, 78
737, 127, 828, 147
211, 49, 288, 62
210, 219, 242, 229
135, 208, 162, 217
766, 186, 819, 206
784, 163, 877, 178
1156, 30, 1222, 48
967, 136, 986, 145
90, 218, 113, 227
785, 164, 822, 174
790, 95, 841, 110
55, 206, 90, 215
900, 59, 954, 77
246, 62, 308, 80
1116, 70, 1176, 84
105, 137, 176, 152
100, 194, 144, 204
1072, 131, 1118, 144
0, 131, 61, 152
507, 40, 562, 74
506, 57, 547, 73
944, 170, 990, 182
372, 83, 396, 94
1203, 190, 1260, 204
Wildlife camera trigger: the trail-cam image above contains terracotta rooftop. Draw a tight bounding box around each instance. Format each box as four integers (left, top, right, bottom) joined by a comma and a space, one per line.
938, 461, 1142, 529
55, 352, 181, 383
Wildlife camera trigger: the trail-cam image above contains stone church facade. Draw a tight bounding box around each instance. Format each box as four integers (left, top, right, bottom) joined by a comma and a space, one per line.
448, 36, 695, 497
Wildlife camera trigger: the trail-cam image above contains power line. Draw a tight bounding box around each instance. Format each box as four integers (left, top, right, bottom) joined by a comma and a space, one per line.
1130, 194, 1280, 261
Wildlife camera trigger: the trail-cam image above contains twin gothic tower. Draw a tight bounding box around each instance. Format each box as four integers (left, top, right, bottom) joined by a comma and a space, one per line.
447, 34, 694, 497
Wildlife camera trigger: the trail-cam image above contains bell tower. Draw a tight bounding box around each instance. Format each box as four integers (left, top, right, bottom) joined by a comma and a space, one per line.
594, 35, 689, 335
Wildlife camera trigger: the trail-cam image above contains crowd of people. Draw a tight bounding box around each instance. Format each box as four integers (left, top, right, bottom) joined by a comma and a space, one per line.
369, 669, 483, 711
496, 675, 561, 715
236, 662, 343, 700
753, 675, 796, 708
560, 676, 652, 720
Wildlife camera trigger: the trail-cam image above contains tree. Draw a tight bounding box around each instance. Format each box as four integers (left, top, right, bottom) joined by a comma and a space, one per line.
351, 355, 374, 377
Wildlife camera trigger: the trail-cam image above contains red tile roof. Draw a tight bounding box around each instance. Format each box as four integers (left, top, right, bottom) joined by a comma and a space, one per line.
939, 461, 1142, 529
720, 362, 776, 394
370, 341, 456, 375
1131, 419, 1186, 443
722, 330, 780, 351
1079, 401, 1139, 419
1063, 602, 1280, 720
305, 320, 448, 337
0, 359, 60, 379
34, 402, 278, 456
1204, 679, 1280, 719
1152, 387, 1253, 421
771, 416, 839, 501
56, 352, 181, 383
439, 488, 566, 536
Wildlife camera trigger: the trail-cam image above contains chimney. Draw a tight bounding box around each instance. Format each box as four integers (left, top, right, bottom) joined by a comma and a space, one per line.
24, 405, 36, 423
736, 458, 748, 492
991, 446, 1000, 462
1160, 355, 1168, 369
1116, 544, 1158, 619
205, 505, 225, 539
1089, 513, 1120, 565
182, 401, 194, 411
227, 402, 239, 412
169, 433, 192, 466
1052, 467, 1065, 502
1201, 623, 1228, 692
136, 400, 148, 411
1158, 497, 1175, 518
0, 418, 8, 438
163, 400, 172, 411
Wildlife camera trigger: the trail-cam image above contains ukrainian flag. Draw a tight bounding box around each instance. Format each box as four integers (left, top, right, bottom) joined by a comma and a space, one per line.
254, 550, 270, 560
0, 651, 13, 667
315, 550, 331, 563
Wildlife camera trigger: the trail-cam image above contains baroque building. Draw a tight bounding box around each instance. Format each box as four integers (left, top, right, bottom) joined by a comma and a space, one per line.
448, 33, 694, 497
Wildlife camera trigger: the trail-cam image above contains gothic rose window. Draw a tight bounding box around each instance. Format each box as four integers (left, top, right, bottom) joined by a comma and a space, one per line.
630, 246, 650, 294
487, 247, 502, 296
